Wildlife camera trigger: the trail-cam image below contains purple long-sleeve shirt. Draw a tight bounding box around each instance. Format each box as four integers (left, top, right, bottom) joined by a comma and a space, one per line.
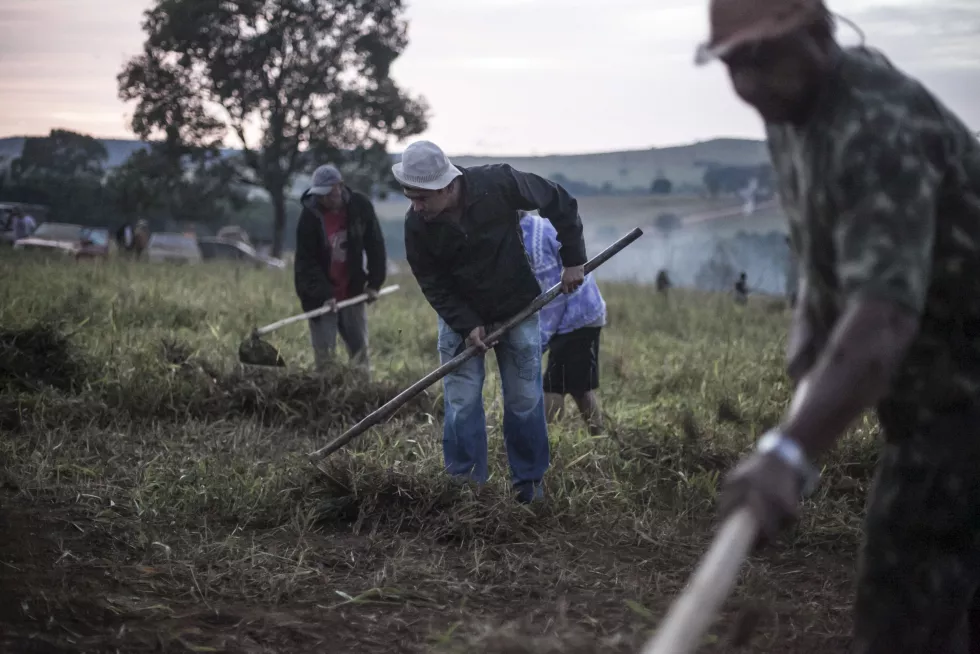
520, 212, 606, 348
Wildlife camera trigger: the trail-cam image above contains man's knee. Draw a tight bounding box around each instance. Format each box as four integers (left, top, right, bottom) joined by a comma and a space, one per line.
501, 323, 542, 383
442, 353, 484, 408
437, 321, 465, 362
444, 374, 483, 416
339, 308, 369, 352
504, 372, 543, 415
310, 314, 337, 341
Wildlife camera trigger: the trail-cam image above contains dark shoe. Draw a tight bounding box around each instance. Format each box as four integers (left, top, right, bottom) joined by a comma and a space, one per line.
514, 481, 544, 504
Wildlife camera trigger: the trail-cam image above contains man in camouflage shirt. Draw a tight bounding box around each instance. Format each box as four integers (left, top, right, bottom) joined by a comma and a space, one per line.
696, 0, 980, 651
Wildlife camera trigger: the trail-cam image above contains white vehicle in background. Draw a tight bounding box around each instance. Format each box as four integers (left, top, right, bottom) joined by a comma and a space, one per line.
197, 236, 286, 270
145, 232, 203, 264
13, 222, 82, 255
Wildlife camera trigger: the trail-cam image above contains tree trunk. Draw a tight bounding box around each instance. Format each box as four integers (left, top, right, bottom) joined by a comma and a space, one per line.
270, 187, 287, 259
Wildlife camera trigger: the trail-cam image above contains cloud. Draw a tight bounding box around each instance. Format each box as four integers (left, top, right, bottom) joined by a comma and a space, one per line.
0, 0, 978, 153
833, 1, 980, 70
848, 1, 980, 29
432, 56, 569, 72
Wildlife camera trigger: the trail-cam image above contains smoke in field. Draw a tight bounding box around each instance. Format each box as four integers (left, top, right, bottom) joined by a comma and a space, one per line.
582, 220, 794, 298
378, 201, 797, 299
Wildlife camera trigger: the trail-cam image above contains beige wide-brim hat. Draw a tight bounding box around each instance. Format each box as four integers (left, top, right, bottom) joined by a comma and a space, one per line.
694, 0, 829, 65
392, 140, 462, 191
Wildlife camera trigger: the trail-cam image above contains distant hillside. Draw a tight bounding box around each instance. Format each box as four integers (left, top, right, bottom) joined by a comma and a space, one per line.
0, 135, 768, 196
0, 137, 150, 169
435, 138, 770, 191
370, 193, 742, 224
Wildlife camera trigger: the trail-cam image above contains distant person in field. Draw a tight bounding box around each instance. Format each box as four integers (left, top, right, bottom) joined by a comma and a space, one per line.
133, 220, 151, 259
397, 140, 588, 504
11, 208, 35, 241
655, 269, 672, 297
9, 209, 24, 240
293, 164, 387, 376
697, 0, 980, 651
733, 272, 748, 304
519, 210, 606, 435
19, 211, 35, 238
116, 222, 135, 255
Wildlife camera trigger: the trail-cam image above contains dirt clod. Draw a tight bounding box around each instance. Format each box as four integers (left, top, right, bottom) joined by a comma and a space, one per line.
0, 325, 86, 393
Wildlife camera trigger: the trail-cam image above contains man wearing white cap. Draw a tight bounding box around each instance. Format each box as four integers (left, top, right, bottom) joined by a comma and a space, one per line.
395, 140, 588, 504
294, 163, 387, 375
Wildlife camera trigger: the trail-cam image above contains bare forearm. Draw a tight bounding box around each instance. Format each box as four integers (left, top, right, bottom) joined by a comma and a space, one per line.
779, 298, 919, 461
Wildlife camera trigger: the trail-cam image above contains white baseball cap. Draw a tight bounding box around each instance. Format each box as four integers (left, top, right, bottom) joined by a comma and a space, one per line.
392, 141, 462, 191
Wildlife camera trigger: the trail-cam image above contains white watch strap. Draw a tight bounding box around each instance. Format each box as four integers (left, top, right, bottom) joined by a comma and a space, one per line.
756, 431, 821, 497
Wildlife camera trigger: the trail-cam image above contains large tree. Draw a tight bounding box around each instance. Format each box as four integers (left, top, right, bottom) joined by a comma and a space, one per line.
2, 129, 110, 224
106, 143, 248, 230
118, 0, 429, 256
14, 129, 108, 179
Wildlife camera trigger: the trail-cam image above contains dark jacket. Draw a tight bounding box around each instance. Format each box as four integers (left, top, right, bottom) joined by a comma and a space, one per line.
294, 186, 387, 312
404, 164, 587, 336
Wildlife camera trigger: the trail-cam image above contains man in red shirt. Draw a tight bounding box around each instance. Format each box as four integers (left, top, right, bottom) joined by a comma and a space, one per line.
294, 164, 387, 376
320, 194, 351, 302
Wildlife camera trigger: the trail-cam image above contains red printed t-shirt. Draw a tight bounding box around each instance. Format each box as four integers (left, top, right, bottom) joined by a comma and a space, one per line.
322, 207, 350, 301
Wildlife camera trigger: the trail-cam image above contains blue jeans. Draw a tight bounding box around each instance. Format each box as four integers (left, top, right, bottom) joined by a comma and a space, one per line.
437, 315, 549, 495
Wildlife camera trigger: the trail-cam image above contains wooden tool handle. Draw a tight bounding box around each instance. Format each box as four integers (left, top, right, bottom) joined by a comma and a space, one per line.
640, 507, 759, 654
254, 284, 400, 336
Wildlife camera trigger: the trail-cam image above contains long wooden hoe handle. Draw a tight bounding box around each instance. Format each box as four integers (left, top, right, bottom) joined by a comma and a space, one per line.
254, 285, 401, 336
640, 507, 759, 654
308, 227, 645, 462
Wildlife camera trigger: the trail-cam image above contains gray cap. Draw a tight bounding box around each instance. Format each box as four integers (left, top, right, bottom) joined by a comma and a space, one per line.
308, 164, 342, 195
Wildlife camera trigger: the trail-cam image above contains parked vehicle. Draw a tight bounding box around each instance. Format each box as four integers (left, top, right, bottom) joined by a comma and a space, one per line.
13, 222, 83, 256
145, 232, 203, 264
13, 222, 113, 260
77, 227, 111, 259
198, 236, 286, 270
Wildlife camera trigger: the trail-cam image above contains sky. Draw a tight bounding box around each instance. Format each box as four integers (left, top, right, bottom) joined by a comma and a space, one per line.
0, 0, 978, 156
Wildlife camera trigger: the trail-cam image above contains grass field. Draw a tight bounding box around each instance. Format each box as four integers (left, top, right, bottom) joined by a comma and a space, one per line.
0, 252, 878, 653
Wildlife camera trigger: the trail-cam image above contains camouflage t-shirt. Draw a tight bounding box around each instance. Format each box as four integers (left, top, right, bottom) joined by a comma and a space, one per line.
767, 46, 980, 417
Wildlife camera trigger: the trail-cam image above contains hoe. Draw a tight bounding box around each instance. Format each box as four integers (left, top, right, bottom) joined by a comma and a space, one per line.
308, 227, 644, 463
238, 285, 401, 367
640, 507, 759, 654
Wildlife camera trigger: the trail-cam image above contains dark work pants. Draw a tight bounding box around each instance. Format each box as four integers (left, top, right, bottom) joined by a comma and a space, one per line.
852, 404, 980, 654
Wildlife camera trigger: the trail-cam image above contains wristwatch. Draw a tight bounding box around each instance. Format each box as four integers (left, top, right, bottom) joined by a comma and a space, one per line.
756, 430, 821, 498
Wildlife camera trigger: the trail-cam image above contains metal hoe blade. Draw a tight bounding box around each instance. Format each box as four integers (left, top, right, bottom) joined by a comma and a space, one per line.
236, 286, 401, 368
238, 332, 286, 367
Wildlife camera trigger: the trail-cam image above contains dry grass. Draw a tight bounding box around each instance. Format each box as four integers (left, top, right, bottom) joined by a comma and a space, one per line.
0, 251, 876, 652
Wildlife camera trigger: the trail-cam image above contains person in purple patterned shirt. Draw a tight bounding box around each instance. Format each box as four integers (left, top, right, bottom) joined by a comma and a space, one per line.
520, 211, 607, 434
